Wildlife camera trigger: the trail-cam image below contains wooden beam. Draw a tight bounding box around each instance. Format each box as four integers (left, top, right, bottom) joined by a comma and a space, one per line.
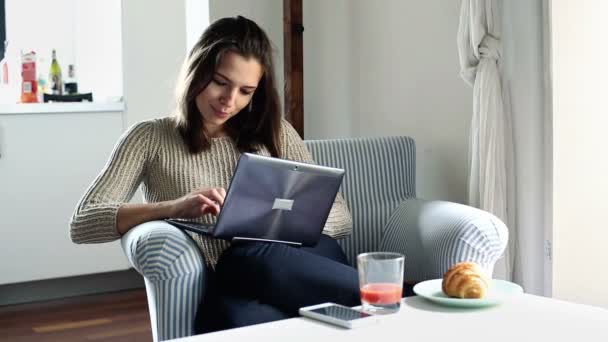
283, 0, 304, 138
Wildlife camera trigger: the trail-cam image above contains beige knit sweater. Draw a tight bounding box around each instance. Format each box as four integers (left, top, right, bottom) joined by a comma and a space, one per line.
70, 116, 352, 267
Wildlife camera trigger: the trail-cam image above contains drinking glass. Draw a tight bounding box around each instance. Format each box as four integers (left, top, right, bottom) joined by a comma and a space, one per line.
357, 252, 405, 314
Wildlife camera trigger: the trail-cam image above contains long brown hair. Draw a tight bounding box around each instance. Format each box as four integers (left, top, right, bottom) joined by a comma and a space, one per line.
173, 16, 282, 157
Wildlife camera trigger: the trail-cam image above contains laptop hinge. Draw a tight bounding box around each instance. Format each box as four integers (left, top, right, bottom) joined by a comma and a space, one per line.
231, 237, 302, 246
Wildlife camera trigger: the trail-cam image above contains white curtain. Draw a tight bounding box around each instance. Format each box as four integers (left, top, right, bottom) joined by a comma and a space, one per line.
457, 0, 515, 280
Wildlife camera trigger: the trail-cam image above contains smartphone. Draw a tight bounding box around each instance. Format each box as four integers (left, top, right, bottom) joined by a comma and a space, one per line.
299, 302, 379, 329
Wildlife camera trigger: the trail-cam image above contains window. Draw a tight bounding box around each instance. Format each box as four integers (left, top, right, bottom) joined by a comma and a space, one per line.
2, 0, 122, 104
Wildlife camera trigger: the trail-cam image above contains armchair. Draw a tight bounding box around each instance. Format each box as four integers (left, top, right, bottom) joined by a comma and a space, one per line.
121, 136, 508, 341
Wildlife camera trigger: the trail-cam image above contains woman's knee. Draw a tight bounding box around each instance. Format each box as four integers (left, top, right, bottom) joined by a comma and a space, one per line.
216, 241, 286, 277
220, 240, 290, 264
218, 296, 289, 329
122, 220, 205, 281
302, 234, 349, 265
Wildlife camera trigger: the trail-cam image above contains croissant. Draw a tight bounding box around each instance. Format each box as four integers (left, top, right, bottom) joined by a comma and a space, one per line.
442, 262, 489, 299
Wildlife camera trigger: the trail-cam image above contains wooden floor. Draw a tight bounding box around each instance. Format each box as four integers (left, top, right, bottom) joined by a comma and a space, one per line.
0, 289, 152, 341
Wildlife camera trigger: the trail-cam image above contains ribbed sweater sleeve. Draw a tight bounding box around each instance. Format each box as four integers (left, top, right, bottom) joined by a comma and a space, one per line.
280, 120, 353, 239
69, 121, 154, 243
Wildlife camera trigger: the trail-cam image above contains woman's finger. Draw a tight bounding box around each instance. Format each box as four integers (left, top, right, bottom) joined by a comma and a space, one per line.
207, 188, 225, 206
217, 187, 227, 199
201, 203, 220, 216
193, 195, 219, 214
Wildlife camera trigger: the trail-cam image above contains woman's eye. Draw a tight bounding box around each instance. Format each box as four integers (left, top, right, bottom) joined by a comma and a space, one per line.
240, 90, 253, 96
212, 78, 227, 86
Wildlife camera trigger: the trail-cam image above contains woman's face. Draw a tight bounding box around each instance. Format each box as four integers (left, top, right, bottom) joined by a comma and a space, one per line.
195, 51, 263, 137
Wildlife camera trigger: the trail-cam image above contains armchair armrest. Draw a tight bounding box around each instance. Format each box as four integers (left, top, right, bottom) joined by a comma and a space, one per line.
380, 199, 508, 282
121, 220, 207, 341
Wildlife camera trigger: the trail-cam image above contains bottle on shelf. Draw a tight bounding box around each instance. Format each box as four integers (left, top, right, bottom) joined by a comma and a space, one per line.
20, 50, 39, 103
64, 64, 78, 95
49, 49, 63, 95
37, 57, 49, 102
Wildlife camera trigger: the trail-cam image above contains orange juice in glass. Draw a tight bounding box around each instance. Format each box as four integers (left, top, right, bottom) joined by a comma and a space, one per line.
357, 252, 404, 314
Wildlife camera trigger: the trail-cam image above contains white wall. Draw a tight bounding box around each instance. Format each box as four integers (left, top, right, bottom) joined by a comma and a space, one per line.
349, 0, 471, 202
303, 0, 354, 139
74, 0, 123, 102
121, 0, 187, 126
186, 0, 210, 53
502, 0, 548, 296
552, 0, 608, 308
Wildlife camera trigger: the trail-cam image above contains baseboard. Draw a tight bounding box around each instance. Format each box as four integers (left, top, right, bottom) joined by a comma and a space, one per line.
0, 268, 145, 306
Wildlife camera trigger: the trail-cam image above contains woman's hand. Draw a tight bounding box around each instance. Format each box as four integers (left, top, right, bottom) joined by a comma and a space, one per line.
170, 187, 226, 219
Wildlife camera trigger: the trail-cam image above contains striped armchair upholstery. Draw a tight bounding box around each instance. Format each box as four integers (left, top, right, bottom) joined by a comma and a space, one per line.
121, 136, 508, 341
305, 137, 508, 280
304, 137, 416, 264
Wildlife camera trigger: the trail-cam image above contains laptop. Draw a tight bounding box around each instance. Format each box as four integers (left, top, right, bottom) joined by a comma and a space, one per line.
165, 153, 345, 246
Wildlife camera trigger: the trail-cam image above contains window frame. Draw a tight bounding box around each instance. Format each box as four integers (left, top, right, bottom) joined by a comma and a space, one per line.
1, 0, 6, 59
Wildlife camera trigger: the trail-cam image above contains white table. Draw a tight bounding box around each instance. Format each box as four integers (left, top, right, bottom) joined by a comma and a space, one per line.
172, 294, 608, 341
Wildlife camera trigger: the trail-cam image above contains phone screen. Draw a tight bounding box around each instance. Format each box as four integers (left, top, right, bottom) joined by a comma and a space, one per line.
309, 305, 372, 321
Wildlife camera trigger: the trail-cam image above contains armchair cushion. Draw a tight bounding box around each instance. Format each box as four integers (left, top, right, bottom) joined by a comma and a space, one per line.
380, 198, 508, 281
305, 136, 416, 264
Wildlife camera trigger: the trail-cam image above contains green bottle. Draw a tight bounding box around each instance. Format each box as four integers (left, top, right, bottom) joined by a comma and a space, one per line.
49, 49, 63, 95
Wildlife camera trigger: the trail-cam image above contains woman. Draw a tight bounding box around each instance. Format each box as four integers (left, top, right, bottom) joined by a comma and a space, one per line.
70, 16, 359, 332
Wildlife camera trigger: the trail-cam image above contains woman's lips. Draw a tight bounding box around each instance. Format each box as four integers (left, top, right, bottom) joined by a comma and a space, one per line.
211, 106, 230, 118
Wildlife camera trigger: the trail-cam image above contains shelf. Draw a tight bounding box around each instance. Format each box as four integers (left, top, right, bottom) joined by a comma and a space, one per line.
0, 102, 125, 115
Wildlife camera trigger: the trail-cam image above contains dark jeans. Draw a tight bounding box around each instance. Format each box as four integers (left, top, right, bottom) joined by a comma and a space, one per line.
195, 235, 360, 333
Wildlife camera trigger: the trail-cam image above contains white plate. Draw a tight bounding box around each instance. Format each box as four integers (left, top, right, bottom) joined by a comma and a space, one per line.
413, 279, 523, 308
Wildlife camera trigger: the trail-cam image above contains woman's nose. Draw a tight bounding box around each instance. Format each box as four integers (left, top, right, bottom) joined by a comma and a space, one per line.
220, 88, 238, 107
